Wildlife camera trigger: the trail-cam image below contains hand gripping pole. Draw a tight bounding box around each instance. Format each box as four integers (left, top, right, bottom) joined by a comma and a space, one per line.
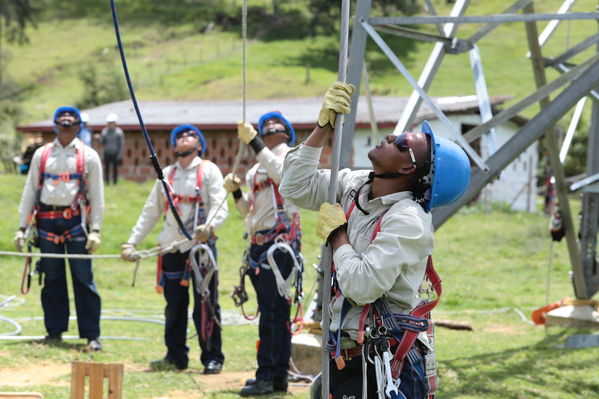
322, 2, 351, 398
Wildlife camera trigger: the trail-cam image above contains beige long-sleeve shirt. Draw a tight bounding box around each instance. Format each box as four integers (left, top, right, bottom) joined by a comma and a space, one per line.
235, 143, 299, 235
18, 137, 104, 231
127, 156, 228, 253
279, 144, 434, 340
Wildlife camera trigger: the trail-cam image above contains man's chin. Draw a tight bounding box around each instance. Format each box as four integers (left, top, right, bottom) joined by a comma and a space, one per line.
367, 149, 375, 161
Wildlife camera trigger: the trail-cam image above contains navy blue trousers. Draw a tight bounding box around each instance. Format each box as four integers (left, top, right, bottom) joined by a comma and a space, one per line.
249, 239, 294, 381
161, 246, 224, 369
37, 215, 101, 339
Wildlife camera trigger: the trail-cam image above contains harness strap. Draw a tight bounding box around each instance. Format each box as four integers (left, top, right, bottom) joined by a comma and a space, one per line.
37, 141, 88, 210
390, 256, 441, 379
38, 224, 85, 245
37, 208, 81, 220
342, 199, 442, 383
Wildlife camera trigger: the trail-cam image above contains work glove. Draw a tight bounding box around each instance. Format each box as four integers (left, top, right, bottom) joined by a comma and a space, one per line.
85, 231, 102, 253
120, 243, 139, 262
223, 173, 242, 193
194, 224, 213, 242
238, 121, 258, 144
316, 202, 347, 241
317, 81, 355, 129
13, 230, 25, 252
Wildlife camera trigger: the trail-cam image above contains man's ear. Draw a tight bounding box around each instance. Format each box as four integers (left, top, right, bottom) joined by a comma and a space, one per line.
397, 161, 417, 175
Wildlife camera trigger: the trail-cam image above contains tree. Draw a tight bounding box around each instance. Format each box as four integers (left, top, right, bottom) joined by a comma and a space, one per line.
308, 0, 419, 36
0, 0, 37, 129
0, 0, 37, 85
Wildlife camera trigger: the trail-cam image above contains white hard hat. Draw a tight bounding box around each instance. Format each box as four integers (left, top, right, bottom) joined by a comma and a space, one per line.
80, 113, 90, 123
106, 113, 119, 123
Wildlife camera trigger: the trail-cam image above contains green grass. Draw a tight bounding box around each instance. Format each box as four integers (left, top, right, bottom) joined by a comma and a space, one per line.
1, 173, 598, 398
4, 0, 598, 126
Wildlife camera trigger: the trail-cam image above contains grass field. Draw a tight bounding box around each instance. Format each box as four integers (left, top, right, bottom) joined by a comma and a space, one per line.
3, 0, 598, 126
0, 172, 598, 398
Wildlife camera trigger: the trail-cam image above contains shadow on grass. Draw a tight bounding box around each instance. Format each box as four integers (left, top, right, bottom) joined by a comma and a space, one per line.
439, 328, 599, 398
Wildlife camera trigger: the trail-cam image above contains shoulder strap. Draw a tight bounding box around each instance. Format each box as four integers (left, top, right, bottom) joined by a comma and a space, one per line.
38, 143, 54, 189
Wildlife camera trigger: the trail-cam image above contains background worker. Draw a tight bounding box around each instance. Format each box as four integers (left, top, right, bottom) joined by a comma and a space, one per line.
279, 82, 470, 398
120, 124, 227, 374
14, 106, 104, 351
99, 112, 124, 185
78, 113, 93, 147
223, 112, 302, 396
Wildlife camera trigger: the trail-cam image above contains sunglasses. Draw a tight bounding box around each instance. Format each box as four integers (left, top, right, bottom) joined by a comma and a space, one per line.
394, 133, 417, 166
175, 130, 197, 140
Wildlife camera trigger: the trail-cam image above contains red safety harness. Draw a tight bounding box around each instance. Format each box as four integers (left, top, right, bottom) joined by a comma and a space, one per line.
35, 142, 89, 242
249, 174, 301, 245
333, 201, 441, 397
233, 173, 303, 333
156, 160, 220, 343
156, 161, 209, 292
21, 141, 89, 295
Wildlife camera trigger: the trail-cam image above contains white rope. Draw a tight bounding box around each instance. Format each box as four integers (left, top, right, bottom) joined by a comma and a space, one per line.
0, 251, 121, 259
203, 0, 248, 228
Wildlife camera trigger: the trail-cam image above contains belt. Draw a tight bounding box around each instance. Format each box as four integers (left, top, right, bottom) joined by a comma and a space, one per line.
37, 208, 81, 220
329, 337, 401, 360
39, 204, 71, 211
251, 231, 278, 245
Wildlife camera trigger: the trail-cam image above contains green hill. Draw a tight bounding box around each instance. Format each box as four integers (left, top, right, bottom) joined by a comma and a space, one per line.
3, 0, 597, 126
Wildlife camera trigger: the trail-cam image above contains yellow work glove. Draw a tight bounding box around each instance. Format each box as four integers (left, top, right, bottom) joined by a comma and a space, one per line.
13, 230, 25, 252
317, 81, 356, 129
120, 243, 139, 262
223, 173, 242, 193
194, 224, 213, 242
237, 121, 257, 144
85, 231, 102, 253
316, 202, 347, 241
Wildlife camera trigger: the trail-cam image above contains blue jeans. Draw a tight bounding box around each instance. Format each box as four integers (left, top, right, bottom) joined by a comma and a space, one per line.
161, 245, 224, 369
249, 238, 295, 381
329, 346, 428, 399
37, 215, 101, 339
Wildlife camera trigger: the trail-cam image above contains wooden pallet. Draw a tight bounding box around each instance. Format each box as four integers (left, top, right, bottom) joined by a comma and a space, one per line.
70, 361, 123, 399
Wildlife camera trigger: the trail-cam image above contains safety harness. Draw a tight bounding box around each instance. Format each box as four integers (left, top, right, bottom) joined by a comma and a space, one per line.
155, 161, 220, 343
325, 201, 440, 399
21, 142, 89, 294
36, 142, 89, 242
231, 172, 304, 334
155, 161, 213, 291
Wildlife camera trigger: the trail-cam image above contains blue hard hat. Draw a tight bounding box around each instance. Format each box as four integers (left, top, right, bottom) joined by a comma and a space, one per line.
170, 124, 207, 156
257, 111, 295, 145
421, 121, 471, 211
53, 106, 83, 134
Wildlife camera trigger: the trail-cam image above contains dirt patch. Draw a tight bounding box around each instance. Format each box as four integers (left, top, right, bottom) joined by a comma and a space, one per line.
155, 371, 310, 397
0, 362, 310, 397
0, 362, 70, 387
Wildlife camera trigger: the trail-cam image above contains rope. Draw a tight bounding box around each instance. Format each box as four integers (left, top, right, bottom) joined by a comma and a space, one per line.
109, 0, 192, 241
203, 0, 248, 228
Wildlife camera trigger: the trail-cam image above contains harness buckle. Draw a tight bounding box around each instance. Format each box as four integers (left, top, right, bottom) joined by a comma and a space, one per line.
62, 208, 73, 219
58, 172, 70, 183
52, 234, 63, 245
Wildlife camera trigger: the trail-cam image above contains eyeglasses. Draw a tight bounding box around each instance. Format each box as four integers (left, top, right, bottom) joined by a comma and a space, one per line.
175, 130, 197, 140
394, 133, 417, 166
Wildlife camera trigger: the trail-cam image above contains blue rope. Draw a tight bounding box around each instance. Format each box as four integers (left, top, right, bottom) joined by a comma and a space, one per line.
109, 0, 192, 240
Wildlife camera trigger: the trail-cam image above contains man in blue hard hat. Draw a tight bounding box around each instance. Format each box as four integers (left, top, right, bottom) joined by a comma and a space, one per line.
223, 112, 303, 396
280, 82, 470, 399
121, 124, 228, 375
15, 106, 104, 351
